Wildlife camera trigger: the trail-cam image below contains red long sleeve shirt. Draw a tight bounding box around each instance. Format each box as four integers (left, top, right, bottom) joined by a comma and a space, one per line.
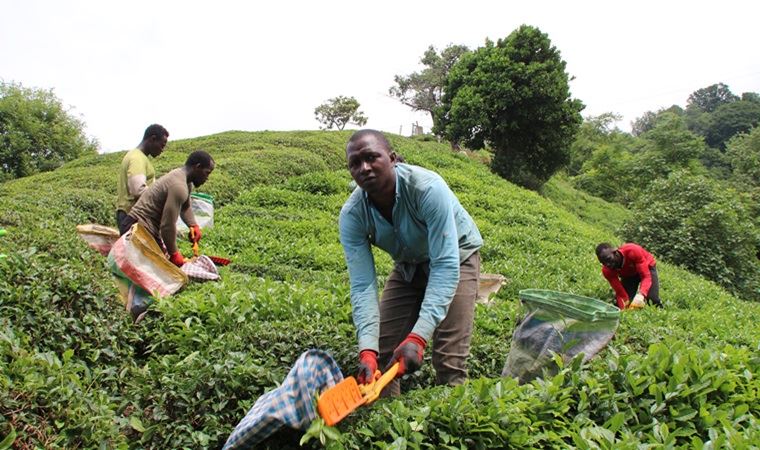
602, 243, 656, 307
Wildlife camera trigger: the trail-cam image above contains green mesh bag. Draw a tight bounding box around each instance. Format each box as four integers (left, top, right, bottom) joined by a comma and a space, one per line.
502, 289, 620, 383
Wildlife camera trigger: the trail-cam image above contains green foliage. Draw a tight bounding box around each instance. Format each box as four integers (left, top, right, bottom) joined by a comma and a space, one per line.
436, 25, 584, 189
684, 83, 760, 150
726, 125, 760, 187
0, 81, 97, 181
541, 174, 631, 233
686, 82, 739, 114
574, 112, 706, 205
703, 100, 760, 149
314, 96, 368, 131
621, 171, 760, 300
1, 130, 758, 448
567, 113, 629, 176
389, 44, 470, 132
331, 342, 760, 448
630, 105, 684, 137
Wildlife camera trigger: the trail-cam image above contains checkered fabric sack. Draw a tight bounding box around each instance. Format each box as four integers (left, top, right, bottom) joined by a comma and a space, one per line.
180, 255, 220, 281
223, 349, 344, 450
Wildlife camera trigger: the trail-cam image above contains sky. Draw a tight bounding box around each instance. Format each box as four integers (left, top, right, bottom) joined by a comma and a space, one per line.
2, 0, 759, 153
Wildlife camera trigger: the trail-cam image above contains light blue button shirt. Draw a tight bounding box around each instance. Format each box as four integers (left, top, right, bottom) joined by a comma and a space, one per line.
338, 163, 483, 352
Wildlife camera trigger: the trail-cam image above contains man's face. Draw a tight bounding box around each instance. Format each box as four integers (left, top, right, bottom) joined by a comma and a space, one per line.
192, 161, 214, 187
346, 135, 396, 196
147, 134, 168, 157
598, 249, 622, 269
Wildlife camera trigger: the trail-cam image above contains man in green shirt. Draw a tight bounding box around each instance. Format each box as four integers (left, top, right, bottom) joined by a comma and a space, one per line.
116, 124, 169, 235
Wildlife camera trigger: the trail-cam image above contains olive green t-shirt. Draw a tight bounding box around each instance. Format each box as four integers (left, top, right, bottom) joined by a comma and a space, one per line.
127, 168, 196, 255
116, 149, 156, 213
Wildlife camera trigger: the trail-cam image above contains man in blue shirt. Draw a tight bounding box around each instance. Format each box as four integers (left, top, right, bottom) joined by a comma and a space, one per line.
339, 129, 483, 395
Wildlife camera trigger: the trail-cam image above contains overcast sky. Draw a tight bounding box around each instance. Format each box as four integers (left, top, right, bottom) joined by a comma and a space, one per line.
2, 0, 759, 153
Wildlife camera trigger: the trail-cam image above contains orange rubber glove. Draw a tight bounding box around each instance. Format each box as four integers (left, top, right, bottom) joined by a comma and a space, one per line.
169, 251, 185, 267
189, 224, 202, 243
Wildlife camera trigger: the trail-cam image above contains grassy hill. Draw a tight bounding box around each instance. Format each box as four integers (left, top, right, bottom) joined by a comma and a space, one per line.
1, 131, 758, 449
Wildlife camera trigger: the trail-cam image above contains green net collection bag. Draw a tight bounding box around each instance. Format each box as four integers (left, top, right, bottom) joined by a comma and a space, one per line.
502, 289, 620, 383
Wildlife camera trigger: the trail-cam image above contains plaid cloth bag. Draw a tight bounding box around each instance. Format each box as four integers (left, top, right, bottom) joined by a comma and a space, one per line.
223, 349, 344, 450
180, 255, 220, 281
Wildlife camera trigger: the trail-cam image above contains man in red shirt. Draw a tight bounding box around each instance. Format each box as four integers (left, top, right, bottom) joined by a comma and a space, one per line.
596, 242, 663, 309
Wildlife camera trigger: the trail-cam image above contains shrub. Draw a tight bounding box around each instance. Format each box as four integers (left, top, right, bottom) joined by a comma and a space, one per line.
621, 171, 760, 300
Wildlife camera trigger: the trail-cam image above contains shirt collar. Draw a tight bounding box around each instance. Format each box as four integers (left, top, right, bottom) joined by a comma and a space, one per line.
361, 165, 401, 205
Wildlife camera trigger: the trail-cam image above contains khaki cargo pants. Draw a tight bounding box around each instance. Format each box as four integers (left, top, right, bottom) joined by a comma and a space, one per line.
378, 251, 480, 396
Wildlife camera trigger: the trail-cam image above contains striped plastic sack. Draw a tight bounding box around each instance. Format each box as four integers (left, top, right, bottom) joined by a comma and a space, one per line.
502, 289, 620, 384
76, 224, 120, 256
107, 223, 187, 299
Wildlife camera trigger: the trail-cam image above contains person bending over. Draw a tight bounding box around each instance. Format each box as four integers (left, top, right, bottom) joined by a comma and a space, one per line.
596, 242, 663, 309
339, 129, 483, 395
124, 150, 214, 266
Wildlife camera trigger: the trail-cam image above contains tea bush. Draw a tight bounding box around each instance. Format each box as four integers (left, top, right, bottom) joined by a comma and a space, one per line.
0, 130, 758, 448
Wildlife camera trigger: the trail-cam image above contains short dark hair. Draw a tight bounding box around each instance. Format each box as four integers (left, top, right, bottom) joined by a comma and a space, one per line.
347, 129, 393, 154
143, 124, 169, 141
595, 242, 614, 259
185, 150, 214, 168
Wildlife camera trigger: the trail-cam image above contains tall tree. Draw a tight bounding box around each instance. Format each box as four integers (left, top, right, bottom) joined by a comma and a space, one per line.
631, 105, 683, 136
568, 112, 624, 176
389, 44, 469, 134
435, 25, 584, 189
0, 81, 97, 181
704, 100, 760, 149
687, 82, 739, 113
726, 126, 760, 187
313, 96, 368, 131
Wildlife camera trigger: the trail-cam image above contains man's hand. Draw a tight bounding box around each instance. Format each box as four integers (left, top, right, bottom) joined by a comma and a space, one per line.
189, 224, 202, 243
169, 251, 186, 267
630, 293, 646, 309
357, 350, 379, 385
386, 333, 426, 377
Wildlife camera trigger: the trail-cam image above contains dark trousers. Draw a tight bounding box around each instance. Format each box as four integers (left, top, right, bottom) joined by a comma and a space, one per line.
622, 265, 663, 307
116, 210, 137, 236
378, 251, 481, 396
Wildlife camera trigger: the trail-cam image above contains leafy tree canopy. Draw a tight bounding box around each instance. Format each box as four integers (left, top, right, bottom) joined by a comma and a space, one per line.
630, 105, 683, 136
567, 113, 628, 176
0, 81, 97, 181
313, 96, 368, 131
703, 100, 760, 149
573, 112, 705, 204
726, 126, 760, 187
389, 44, 469, 134
436, 25, 584, 189
686, 82, 739, 113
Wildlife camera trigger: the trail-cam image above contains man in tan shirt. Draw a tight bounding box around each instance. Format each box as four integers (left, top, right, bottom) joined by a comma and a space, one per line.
116, 124, 169, 235
124, 150, 214, 266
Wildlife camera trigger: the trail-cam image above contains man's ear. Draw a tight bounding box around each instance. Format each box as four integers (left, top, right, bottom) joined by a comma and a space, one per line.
389, 151, 398, 163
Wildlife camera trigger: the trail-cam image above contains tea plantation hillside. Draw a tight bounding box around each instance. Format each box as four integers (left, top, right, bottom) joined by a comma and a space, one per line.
1, 131, 758, 449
